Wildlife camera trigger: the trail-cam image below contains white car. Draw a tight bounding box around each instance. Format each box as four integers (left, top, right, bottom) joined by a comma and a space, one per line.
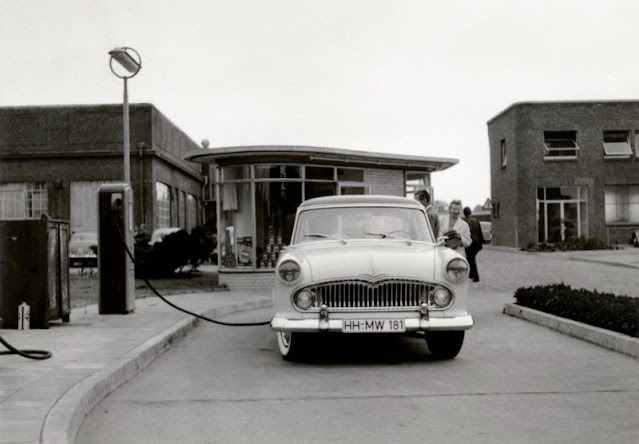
271, 195, 473, 361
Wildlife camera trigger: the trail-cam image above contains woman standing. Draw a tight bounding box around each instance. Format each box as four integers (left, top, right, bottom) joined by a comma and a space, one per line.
438, 199, 472, 257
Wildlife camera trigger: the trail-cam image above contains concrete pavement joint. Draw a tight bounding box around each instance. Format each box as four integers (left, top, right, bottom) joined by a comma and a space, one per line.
503, 303, 639, 359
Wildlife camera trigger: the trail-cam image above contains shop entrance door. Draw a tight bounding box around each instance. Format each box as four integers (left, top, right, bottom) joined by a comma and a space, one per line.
541, 201, 579, 243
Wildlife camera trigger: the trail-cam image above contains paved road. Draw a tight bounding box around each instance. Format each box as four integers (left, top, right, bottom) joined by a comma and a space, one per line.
76, 248, 639, 444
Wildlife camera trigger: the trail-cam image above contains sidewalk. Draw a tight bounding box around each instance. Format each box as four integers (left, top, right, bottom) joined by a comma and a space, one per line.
0, 291, 272, 444
488, 244, 639, 269
1, 247, 637, 444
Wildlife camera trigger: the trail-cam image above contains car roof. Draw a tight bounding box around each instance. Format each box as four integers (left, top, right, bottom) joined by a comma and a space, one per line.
298, 194, 424, 209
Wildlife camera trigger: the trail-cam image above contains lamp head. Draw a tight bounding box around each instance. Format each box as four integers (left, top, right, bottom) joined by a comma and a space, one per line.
108, 47, 142, 77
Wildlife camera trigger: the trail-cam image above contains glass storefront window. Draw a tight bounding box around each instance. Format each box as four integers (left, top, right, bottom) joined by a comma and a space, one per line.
221, 166, 250, 181
305, 182, 336, 199
306, 166, 334, 180
255, 165, 301, 179
255, 182, 302, 268
216, 163, 370, 271
219, 181, 252, 268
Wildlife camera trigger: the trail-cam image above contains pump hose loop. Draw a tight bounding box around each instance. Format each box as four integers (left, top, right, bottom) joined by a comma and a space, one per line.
0, 335, 52, 360
118, 224, 270, 327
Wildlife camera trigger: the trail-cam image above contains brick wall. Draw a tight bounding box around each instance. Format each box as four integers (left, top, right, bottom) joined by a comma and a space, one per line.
219, 271, 275, 293
364, 168, 405, 195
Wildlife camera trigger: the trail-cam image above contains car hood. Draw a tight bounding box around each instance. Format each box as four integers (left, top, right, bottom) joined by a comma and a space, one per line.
283, 240, 450, 282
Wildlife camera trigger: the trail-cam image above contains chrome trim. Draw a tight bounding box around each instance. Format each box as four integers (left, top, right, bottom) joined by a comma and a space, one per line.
293, 279, 453, 312
270, 315, 474, 332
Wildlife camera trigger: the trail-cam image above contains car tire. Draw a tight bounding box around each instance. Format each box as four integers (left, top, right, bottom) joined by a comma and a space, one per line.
424, 331, 465, 359
276, 331, 309, 361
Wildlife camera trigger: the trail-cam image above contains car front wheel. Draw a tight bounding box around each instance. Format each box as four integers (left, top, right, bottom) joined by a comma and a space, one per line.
276, 331, 308, 361
425, 331, 465, 359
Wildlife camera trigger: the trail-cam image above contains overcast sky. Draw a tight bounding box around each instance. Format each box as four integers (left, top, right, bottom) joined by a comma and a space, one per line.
2, 0, 639, 207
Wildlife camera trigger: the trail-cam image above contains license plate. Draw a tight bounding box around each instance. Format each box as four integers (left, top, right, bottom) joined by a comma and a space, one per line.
342, 319, 405, 333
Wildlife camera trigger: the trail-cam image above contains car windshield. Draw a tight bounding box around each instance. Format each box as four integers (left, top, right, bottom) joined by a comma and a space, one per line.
292, 206, 433, 244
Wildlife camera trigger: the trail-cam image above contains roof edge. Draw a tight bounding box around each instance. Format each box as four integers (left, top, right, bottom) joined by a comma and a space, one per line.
486, 99, 639, 125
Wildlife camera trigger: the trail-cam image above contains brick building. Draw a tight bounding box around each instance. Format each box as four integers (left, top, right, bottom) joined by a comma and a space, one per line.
487, 101, 639, 247
0, 104, 205, 234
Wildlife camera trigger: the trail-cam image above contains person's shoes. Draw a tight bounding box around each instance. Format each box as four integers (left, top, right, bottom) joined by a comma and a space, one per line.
472, 278, 480, 282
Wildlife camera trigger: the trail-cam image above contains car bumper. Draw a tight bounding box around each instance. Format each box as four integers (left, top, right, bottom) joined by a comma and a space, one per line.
271, 315, 474, 332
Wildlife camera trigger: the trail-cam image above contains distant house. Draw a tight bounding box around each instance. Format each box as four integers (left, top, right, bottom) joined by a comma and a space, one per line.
487, 101, 639, 247
0, 104, 206, 233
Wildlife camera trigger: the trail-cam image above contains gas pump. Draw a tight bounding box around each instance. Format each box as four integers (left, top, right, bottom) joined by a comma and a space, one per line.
98, 184, 135, 314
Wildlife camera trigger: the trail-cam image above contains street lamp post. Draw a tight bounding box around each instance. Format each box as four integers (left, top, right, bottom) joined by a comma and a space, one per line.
108, 47, 142, 185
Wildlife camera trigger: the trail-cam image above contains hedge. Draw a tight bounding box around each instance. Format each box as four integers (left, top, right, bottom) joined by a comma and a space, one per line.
513, 283, 639, 338
134, 225, 216, 278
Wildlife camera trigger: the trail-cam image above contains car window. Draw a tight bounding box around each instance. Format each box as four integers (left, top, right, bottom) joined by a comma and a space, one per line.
292, 206, 432, 244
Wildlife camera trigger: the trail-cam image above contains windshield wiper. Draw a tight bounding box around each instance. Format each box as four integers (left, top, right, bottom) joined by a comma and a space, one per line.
303, 233, 346, 244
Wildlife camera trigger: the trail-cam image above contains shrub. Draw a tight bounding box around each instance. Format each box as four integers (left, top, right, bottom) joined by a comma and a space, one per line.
134, 225, 216, 278
513, 283, 639, 337
188, 224, 216, 269
135, 229, 190, 278
520, 236, 611, 252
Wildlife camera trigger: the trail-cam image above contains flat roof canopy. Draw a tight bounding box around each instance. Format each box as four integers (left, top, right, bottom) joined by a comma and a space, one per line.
185, 145, 457, 172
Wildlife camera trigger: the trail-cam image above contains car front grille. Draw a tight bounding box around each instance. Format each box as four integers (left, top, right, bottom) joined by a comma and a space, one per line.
300, 279, 437, 310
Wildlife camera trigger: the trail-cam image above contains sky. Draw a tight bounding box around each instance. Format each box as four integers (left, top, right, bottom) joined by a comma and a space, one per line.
2, 0, 639, 208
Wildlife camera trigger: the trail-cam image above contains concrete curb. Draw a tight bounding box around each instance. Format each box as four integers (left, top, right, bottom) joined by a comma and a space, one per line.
503, 303, 639, 359
40, 298, 272, 444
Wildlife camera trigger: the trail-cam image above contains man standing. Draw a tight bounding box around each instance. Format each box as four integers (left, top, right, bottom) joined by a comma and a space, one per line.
463, 206, 484, 282
415, 188, 440, 238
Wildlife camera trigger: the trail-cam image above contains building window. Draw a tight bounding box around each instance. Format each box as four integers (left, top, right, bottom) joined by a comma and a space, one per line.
0, 182, 48, 219
155, 182, 171, 228
603, 130, 632, 158
543, 131, 579, 159
537, 186, 588, 243
255, 165, 300, 179
500, 139, 507, 167
405, 172, 429, 197
605, 185, 639, 224
492, 201, 500, 219
178, 191, 186, 229
186, 194, 198, 231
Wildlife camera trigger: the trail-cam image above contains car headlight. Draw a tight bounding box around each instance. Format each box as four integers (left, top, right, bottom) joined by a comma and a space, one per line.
294, 290, 315, 310
278, 260, 301, 283
432, 287, 452, 308
446, 258, 469, 282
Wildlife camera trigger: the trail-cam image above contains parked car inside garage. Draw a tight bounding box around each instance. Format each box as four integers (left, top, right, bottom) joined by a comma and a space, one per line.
69, 229, 98, 268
